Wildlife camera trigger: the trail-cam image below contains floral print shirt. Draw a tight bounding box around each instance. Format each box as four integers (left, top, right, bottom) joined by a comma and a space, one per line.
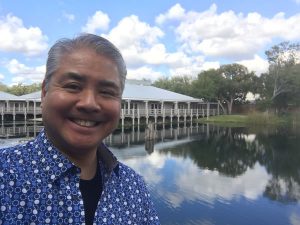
0, 130, 160, 225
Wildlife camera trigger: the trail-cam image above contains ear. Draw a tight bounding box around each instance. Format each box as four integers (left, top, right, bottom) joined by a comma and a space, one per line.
41, 79, 47, 108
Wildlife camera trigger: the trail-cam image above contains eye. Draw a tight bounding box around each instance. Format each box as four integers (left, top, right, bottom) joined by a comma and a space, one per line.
99, 89, 119, 98
63, 82, 82, 92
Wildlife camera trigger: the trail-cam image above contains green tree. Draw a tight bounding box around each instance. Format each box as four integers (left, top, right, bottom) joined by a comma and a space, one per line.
0, 82, 8, 92
219, 64, 256, 114
191, 69, 222, 101
192, 64, 256, 114
7, 83, 42, 96
263, 42, 300, 112
153, 75, 193, 96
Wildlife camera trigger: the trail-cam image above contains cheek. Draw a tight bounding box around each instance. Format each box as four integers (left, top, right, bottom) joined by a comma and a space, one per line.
105, 102, 121, 120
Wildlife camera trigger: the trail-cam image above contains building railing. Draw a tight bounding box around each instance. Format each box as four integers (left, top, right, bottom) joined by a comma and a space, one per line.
0, 125, 43, 137
0, 103, 222, 122
121, 108, 220, 118
0, 107, 42, 114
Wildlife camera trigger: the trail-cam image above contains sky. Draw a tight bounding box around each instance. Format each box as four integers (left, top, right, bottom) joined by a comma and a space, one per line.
0, 0, 300, 86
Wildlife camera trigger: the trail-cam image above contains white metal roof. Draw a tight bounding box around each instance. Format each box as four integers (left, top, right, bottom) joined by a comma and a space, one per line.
4, 83, 201, 102
0, 91, 21, 101
123, 83, 199, 102
19, 91, 42, 101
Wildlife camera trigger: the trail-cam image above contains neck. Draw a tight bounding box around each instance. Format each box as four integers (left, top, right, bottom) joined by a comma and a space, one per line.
63, 149, 98, 180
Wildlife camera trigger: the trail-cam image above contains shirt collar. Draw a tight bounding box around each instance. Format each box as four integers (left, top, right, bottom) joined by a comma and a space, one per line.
33, 129, 119, 183
98, 143, 119, 176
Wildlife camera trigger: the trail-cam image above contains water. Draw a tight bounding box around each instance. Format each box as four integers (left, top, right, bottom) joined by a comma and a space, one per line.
1, 123, 300, 225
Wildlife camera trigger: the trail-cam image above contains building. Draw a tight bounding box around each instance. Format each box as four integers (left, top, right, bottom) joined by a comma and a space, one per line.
0, 82, 222, 125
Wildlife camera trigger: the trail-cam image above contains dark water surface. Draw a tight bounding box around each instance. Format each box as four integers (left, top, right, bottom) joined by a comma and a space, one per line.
1, 123, 300, 225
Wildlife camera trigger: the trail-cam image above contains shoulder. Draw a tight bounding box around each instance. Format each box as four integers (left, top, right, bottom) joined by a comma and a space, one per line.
116, 162, 152, 197
118, 162, 145, 183
0, 140, 35, 175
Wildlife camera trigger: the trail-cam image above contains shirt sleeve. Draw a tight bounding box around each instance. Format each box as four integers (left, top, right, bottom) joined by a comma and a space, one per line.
138, 175, 160, 225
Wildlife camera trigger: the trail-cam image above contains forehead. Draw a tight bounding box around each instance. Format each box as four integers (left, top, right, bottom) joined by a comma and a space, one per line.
54, 48, 121, 83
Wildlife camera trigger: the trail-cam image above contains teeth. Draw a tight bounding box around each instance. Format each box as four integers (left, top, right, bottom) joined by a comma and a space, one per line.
73, 119, 97, 127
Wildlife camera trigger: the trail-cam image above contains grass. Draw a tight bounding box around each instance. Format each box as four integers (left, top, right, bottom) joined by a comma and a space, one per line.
198, 115, 248, 124
198, 111, 298, 127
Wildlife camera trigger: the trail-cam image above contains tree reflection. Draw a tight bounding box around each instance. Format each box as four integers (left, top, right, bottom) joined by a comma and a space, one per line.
161, 127, 259, 176
159, 125, 300, 203
255, 128, 300, 203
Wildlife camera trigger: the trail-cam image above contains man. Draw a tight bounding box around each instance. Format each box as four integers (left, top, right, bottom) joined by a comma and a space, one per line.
0, 34, 160, 224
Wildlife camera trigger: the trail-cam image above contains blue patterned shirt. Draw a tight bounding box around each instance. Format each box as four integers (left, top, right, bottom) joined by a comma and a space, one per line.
0, 130, 160, 224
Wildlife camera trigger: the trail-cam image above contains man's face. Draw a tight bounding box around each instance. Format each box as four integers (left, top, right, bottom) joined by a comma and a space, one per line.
41, 48, 121, 156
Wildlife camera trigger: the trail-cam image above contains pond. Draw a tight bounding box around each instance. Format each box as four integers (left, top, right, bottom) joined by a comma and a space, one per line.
1, 123, 300, 225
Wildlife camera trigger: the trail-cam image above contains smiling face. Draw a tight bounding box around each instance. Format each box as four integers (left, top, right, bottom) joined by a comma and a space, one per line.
41, 48, 121, 157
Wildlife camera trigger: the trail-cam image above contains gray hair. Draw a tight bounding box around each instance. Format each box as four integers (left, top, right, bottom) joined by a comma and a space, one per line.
44, 33, 127, 92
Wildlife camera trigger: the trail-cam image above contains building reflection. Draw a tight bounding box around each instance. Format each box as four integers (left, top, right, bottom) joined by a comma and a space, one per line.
1, 122, 300, 207
0, 121, 221, 154
0, 121, 43, 138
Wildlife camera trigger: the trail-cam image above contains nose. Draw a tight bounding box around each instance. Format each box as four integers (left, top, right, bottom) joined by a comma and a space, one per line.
76, 90, 101, 112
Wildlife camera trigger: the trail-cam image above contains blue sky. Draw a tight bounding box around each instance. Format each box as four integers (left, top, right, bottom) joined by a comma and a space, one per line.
0, 0, 300, 85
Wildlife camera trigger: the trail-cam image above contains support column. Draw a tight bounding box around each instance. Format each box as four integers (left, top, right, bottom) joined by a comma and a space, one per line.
184, 109, 187, 127
127, 100, 131, 115
217, 101, 220, 115
175, 102, 178, 111
1, 107, 4, 122
137, 108, 140, 126
6, 100, 9, 111
13, 103, 16, 121
145, 101, 149, 124
121, 109, 124, 133
207, 102, 210, 119
34, 101, 37, 120
132, 108, 135, 127
24, 108, 27, 121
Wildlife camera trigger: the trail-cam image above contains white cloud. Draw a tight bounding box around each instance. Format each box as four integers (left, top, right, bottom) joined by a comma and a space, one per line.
6, 59, 45, 84
169, 57, 220, 77
293, 0, 300, 4
0, 73, 4, 80
104, 15, 204, 78
238, 54, 269, 75
0, 14, 48, 55
290, 211, 300, 225
104, 15, 166, 68
155, 3, 185, 25
127, 66, 164, 81
169, 161, 271, 206
63, 12, 75, 22
124, 150, 271, 208
11, 76, 25, 84
82, 11, 110, 33
158, 4, 300, 60
105, 15, 164, 50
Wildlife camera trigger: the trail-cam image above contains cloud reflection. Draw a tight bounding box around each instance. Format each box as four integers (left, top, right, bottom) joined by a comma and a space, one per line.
290, 211, 300, 225
122, 151, 270, 208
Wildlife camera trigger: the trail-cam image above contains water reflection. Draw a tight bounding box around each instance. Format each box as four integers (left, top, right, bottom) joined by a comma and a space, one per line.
1, 123, 300, 225
109, 126, 300, 225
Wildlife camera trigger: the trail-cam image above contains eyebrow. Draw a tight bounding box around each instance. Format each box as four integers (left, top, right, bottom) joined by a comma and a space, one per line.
98, 79, 120, 90
60, 72, 121, 91
60, 72, 85, 82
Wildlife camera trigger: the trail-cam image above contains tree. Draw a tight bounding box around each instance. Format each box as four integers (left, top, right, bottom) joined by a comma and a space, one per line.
191, 69, 222, 101
7, 83, 42, 96
0, 82, 8, 92
218, 64, 255, 114
263, 42, 300, 111
153, 75, 193, 96
192, 64, 256, 114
